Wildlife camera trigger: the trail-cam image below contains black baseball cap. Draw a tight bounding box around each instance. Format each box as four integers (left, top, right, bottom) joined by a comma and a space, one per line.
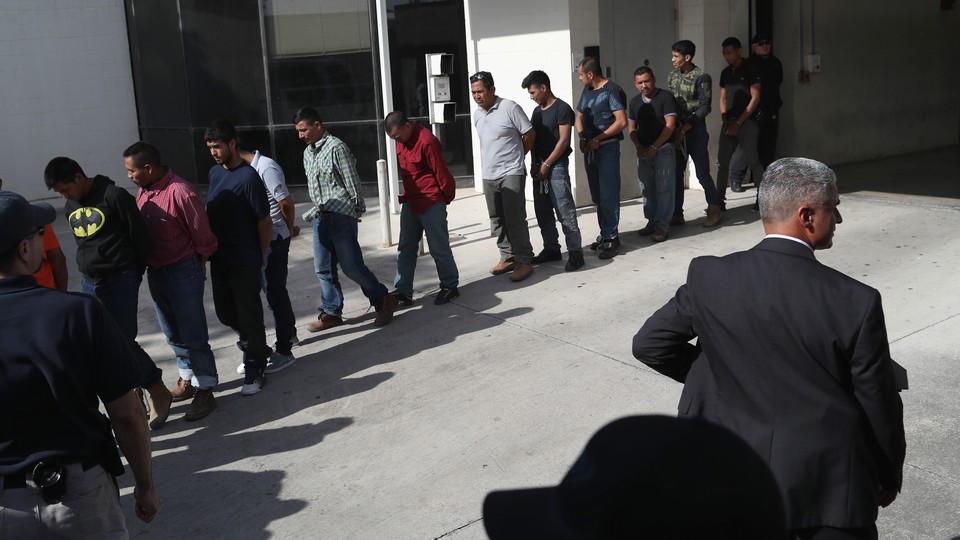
482, 415, 787, 539
0, 191, 55, 253
752, 33, 772, 44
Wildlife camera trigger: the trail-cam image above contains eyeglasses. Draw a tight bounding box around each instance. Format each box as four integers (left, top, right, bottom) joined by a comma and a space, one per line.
26, 226, 45, 239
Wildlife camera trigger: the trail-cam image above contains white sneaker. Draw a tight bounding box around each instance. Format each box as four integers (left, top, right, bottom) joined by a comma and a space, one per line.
240, 370, 265, 396
264, 351, 296, 374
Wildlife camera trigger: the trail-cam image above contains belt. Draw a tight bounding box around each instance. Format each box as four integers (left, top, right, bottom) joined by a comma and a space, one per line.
2, 457, 99, 490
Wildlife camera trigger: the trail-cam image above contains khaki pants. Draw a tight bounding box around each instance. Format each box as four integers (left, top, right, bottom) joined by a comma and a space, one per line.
0, 464, 127, 539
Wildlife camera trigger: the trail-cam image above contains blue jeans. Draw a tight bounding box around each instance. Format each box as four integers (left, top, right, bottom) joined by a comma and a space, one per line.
533, 162, 583, 253
676, 122, 722, 208
638, 144, 676, 231
147, 256, 218, 389
81, 270, 162, 389
584, 141, 621, 239
394, 202, 459, 296
263, 235, 296, 353
313, 212, 388, 316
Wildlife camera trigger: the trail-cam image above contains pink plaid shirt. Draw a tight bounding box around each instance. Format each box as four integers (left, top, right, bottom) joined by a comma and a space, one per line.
136, 169, 218, 268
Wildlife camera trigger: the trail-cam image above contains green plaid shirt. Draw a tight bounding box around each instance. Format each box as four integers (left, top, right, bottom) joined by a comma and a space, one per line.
302, 132, 365, 221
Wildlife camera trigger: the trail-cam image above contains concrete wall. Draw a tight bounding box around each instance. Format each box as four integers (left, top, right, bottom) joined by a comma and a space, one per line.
774, 1, 960, 165
0, 0, 139, 202
464, 0, 583, 199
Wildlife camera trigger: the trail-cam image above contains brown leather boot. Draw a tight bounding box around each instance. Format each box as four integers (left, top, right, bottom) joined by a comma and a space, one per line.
703, 204, 724, 227
183, 389, 216, 422
146, 382, 173, 430
509, 263, 534, 282
170, 377, 197, 402
490, 257, 516, 275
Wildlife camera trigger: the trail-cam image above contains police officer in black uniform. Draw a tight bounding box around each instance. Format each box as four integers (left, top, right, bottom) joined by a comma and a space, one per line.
0, 190, 162, 538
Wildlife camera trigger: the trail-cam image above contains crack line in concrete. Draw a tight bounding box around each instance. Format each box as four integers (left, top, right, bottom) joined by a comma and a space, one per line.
905, 461, 959, 487
433, 518, 482, 539
471, 308, 646, 373
889, 311, 960, 345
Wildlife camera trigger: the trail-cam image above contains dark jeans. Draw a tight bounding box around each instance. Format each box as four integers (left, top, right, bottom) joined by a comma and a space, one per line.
675, 122, 722, 209
483, 174, 534, 264
81, 270, 162, 388
584, 141, 621, 239
312, 212, 388, 316
263, 235, 296, 354
210, 261, 268, 370
717, 118, 764, 200
731, 113, 780, 185
148, 256, 218, 389
533, 162, 582, 253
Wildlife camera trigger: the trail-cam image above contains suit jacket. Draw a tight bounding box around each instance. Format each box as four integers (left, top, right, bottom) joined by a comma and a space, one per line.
633, 237, 906, 529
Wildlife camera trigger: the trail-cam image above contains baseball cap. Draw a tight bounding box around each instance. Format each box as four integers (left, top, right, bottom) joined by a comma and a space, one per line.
0, 191, 56, 253
752, 33, 772, 44
482, 415, 786, 539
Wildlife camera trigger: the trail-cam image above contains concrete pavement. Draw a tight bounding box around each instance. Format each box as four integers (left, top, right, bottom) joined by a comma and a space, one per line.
46, 147, 960, 539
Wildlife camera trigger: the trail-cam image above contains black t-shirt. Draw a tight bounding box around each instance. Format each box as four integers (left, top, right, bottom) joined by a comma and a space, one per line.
206, 163, 270, 267
720, 59, 761, 119
748, 55, 783, 114
0, 276, 140, 474
628, 88, 679, 146
531, 98, 575, 166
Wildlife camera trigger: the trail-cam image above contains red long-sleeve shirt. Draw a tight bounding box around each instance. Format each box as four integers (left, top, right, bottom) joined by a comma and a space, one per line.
396, 123, 456, 213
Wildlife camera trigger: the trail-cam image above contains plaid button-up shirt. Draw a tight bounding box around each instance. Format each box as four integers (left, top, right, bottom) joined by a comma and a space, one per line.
302, 132, 365, 221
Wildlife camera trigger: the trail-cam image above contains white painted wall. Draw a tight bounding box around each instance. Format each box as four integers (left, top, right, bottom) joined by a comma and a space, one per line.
464, 0, 590, 202
0, 0, 139, 202
774, 0, 960, 165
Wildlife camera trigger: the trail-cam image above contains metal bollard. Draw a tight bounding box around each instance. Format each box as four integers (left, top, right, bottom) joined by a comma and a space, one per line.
377, 159, 392, 247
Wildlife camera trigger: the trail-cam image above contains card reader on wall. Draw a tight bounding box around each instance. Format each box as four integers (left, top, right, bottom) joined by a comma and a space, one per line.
804, 54, 821, 73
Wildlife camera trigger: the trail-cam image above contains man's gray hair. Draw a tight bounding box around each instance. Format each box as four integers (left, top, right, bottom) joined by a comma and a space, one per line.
758, 158, 836, 223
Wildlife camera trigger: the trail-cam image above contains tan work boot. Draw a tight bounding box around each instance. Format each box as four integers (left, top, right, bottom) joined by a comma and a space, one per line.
703, 204, 724, 227
146, 382, 173, 430
183, 389, 217, 422
171, 377, 197, 402
490, 257, 516, 275
509, 262, 534, 282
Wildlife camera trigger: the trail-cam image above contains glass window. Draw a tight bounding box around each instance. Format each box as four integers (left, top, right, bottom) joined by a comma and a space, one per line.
268, 53, 376, 125
125, 0, 190, 127
179, 0, 269, 126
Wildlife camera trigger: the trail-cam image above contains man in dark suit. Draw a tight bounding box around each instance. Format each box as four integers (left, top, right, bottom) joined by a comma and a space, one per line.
632, 157, 905, 539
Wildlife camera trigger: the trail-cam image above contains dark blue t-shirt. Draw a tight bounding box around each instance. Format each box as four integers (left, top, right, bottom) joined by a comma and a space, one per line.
576, 80, 627, 140
628, 88, 679, 146
0, 276, 140, 474
207, 163, 270, 267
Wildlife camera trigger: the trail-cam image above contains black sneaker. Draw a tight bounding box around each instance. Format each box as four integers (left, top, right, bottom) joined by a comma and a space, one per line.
597, 237, 620, 260
434, 286, 460, 305
531, 248, 562, 264
589, 235, 603, 250
392, 291, 413, 306
565, 250, 585, 271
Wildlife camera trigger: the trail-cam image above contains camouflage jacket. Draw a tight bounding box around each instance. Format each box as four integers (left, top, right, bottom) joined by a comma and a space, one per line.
667, 65, 712, 126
